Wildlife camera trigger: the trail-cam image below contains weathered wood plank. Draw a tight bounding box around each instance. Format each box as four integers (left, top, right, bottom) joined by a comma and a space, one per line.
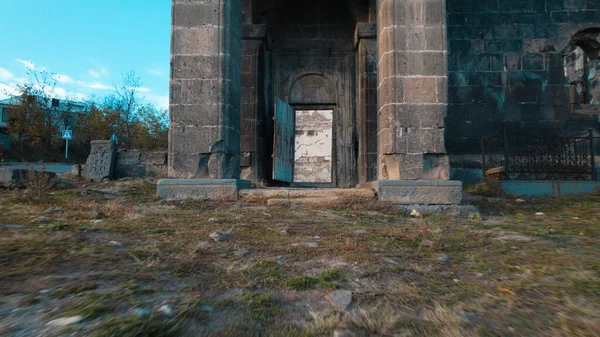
273, 97, 294, 183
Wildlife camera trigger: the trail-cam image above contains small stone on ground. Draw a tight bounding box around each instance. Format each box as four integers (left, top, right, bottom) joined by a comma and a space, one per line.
45, 207, 64, 214
210, 232, 233, 242
292, 242, 319, 248
234, 249, 251, 257
158, 305, 174, 317
325, 290, 353, 309
45, 316, 83, 327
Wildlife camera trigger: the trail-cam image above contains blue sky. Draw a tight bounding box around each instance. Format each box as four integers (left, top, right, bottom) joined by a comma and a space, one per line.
0, 0, 171, 110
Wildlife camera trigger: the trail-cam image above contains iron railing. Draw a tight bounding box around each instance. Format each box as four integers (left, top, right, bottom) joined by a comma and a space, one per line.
481, 129, 597, 181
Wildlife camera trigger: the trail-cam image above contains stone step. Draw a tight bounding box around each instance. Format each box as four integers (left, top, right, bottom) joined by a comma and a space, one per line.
239, 188, 376, 201
267, 196, 342, 206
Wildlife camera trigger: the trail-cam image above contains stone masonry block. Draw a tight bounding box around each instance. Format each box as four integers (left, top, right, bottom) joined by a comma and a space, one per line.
157, 179, 251, 201
375, 180, 463, 205
402, 77, 438, 104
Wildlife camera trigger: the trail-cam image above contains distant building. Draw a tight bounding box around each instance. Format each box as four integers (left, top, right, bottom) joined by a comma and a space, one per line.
0, 96, 87, 152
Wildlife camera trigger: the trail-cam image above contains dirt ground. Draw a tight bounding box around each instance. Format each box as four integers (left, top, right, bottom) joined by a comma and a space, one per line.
1, 177, 599, 337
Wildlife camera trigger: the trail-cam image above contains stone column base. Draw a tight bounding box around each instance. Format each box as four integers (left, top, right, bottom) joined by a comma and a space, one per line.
372, 180, 463, 205
157, 179, 251, 201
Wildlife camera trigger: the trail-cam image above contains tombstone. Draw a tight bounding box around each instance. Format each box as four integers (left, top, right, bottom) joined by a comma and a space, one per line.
83, 140, 117, 182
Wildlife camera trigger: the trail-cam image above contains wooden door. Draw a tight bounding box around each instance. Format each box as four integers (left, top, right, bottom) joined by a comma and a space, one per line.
273, 97, 294, 182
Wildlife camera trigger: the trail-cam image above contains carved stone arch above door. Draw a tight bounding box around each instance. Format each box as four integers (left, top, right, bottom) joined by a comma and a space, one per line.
288, 73, 338, 105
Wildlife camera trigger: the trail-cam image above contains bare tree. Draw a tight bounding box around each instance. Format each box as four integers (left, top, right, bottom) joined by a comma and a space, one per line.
113, 71, 143, 149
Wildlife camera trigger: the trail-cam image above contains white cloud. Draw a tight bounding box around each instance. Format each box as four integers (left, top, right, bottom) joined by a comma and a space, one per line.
148, 68, 166, 78
0, 83, 20, 98
88, 70, 101, 78
0, 68, 14, 81
135, 86, 152, 93
74, 93, 89, 101
89, 59, 109, 76
53, 87, 69, 98
16, 59, 35, 70
149, 95, 169, 111
82, 82, 112, 90
54, 74, 75, 84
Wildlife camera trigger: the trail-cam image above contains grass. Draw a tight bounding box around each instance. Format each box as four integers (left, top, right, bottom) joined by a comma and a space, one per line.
50, 282, 98, 299
91, 316, 180, 337
64, 292, 120, 319
0, 178, 599, 336
238, 291, 277, 322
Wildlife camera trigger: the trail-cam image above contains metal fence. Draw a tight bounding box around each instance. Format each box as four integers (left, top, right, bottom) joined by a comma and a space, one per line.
481, 129, 597, 181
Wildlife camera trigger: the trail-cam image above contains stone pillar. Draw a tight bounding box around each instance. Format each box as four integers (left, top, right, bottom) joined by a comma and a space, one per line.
375, 0, 461, 204
169, 0, 242, 180
355, 23, 378, 185
160, 0, 250, 200
240, 24, 269, 185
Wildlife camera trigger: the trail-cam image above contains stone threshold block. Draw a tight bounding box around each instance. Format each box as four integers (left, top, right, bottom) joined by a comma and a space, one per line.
396, 205, 480, 217
373, 180, 463, 205
157, 179, 251, 201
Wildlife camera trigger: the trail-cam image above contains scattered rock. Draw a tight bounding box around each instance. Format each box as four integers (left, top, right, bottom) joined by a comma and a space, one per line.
32, 216, 54, 224
279, 229, 289, 236
237, 215, 245, 220
535, 212, 545, 216
200, 304, 214, 313
462, 312, 479, 325
158, 305, 174, 317
382, 257, 399, 265
45, 316, 83, 327
108, 241, 124, 248
277, 255, 286, 265
495, 233, 533, 242
353, 230, 368, 235
516, 199, 526, 204
438, 255, 452, 263
208, 218, 218, 223
210, 232, 233, 242
292, 242, 319, 248
131, 308, 152, 318
234, 249, 251, 258
475, 272, 484, 278
333, 330, 357, 337
421, 239, 435, 248
1, 224, 23, 229
410, 209, 422, 218
44, 207, 64, 214
325, 290, 353, 310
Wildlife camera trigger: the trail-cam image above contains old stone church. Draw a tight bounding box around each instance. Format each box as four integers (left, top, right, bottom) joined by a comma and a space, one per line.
159, 0, 600, 202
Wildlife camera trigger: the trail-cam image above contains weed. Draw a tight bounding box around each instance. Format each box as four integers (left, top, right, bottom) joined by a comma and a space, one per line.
23, 161, 55, 203
50, 282, 98, 299
285, 276, 320, 291
318, 269, 345, 283
64, 292, 119, 318
238, 291, 277, 322
123, 281, 155, 296
38, 222, 71, 231
143, 227, 175, 235
91, 316, 180, 337
243, 260, 282, 286
21, 295, 41, 306
470, 178, 502, 197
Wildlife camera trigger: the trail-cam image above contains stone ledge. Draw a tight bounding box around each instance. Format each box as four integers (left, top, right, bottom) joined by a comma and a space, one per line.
373, 180, 463, 205
157, 179, 251, 201
397, 205, 480, 217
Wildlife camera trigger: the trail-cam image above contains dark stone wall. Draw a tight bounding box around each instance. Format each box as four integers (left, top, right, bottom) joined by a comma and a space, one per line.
244, 0, 369, 187
446, 0, 600, 154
